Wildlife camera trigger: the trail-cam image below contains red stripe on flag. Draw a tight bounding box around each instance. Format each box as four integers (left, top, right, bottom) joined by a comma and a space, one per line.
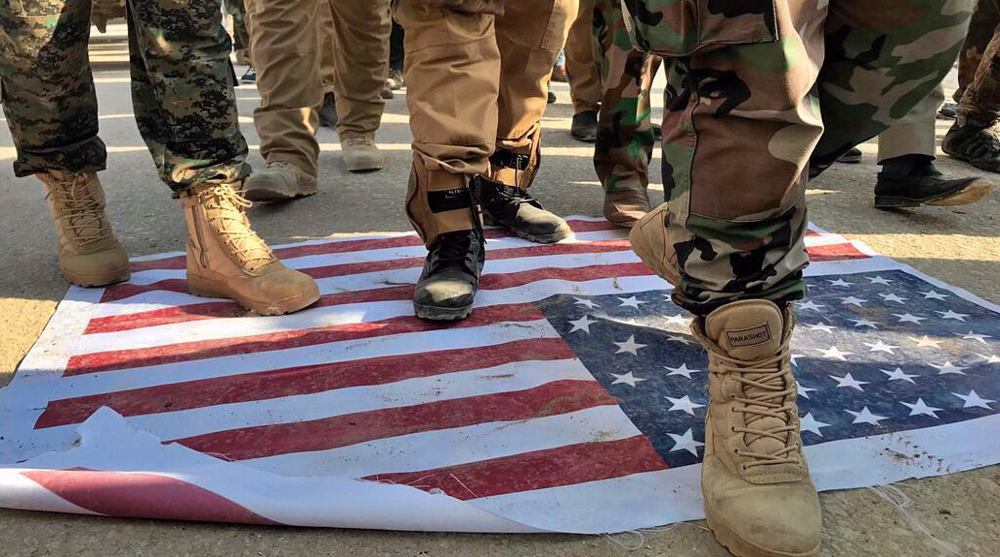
128, 219, 620, 273
86, 258, 648, 335
173, 379, 617, 461
23, 469, 277, 525
100, 238, 630, 306
807, 242, 868, 262
37, 338, 575, 429
364, 435, 667, 500
66, 303, 545, 376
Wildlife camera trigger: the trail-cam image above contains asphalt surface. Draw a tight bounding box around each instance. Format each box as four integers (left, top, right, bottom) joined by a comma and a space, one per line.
0, 49, 997, 556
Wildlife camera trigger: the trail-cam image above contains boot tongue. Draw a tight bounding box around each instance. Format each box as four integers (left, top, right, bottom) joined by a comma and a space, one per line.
705, 301, 792, 463
705, 300, 784, 361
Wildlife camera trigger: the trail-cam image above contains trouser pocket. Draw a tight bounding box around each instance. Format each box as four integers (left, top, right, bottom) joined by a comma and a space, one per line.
621, 0, 779, 56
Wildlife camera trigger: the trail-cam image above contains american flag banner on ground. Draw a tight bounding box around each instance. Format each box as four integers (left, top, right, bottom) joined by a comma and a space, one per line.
0, 216, 997, 533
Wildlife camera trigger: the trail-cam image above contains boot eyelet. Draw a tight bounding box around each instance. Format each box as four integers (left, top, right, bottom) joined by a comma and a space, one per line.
730, 426, 736, 433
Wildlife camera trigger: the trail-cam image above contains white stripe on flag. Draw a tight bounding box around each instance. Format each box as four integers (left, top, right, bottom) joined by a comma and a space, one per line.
246, 405, 641, 478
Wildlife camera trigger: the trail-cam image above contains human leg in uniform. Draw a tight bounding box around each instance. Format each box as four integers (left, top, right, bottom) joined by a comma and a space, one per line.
626, 1, 973, 555
242, 0, 322, 201
943, 0, 1000, 171
564, 0, 601, 142
481, 0, 576, 244
0, 0, 319, 314
875, 84, 991, 209
593, 0, 659, 227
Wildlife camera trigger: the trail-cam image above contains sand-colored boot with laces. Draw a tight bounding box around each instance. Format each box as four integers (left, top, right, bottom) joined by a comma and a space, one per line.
40, 171, 130, 287
692, 299, 821, 557
181, 182, 320, 315
628, 203, 680, 286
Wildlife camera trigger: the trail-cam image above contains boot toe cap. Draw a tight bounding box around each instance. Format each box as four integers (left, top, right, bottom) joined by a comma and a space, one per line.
60, 246, 131, 286
709, 484, 822, 556
414, 279, 476, 309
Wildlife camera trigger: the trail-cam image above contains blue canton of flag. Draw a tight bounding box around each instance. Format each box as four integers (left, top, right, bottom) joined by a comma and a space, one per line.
537, 270, 999, 469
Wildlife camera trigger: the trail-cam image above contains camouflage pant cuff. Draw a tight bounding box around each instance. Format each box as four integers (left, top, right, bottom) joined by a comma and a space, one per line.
670, 274, 806, 317
165, 161, 251, 193
12, 138, 107, 179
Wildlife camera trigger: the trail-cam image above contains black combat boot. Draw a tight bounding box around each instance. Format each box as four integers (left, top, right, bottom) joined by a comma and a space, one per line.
571, 110, 598, 143
874, 154, 992, 209
942, 120, 1000, 172
478, 160, 571, 244
413, 228, 486, 321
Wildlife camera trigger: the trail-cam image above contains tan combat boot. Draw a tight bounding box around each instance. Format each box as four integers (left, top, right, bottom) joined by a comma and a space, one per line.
243, 161, 318, 202
181, 182, 320, 315
39, 171, 130, 287
341, 134, 385, 173
693, 299, 821, 557
628, 203, 679, 286
604, 189, 652, 228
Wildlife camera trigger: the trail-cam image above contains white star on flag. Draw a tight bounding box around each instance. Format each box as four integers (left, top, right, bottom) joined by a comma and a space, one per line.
851, 319, 879, 329
921, 290, 948, 300
846, 406, 888, 426
840, 296, 867, 307
664, 363, 702, 379
666, 395, 704, 415
909, 335, 942, 348
667, 428, 705, 456
930, 361, 968, 375
894, 313, 926, 324
573, 297, 600, 309
790, 353, 804, 367
958, 331, 992, 345
867, 276, 893, 285
952, 390, 995, 410
617, 296, 646, 309
828, 278, 853, 287
880, 367, 918, 384
567, 315, 597, 334
937, 310, 969, 322
901, 398, 943, 419
794, 300, 826, 311
614, 335, 647, 355
879, 293, 907, 304
664, 314, 690, 326
830, 372, 868, 391
979, 354, 1000, 364
865, 341, 899, 354
800, 413, 831, 436
817, 346, 852, 361
808, 323, 835, 333
796, 380, 817, 399
666, 334, 694, 345
609, 371, 646, 387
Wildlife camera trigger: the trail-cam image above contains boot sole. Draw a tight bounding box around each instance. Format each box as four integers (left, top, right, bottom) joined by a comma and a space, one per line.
188, 276, 321, 316
874, 179, 992, 209
345, 159, 385, 173
705, 504, 820, 557
63, 265, 131, 288
413, 302, 473, 321
243, 188, 317, 203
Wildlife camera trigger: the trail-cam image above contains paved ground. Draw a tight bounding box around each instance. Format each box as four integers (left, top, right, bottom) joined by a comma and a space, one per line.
1, 49, 998, 555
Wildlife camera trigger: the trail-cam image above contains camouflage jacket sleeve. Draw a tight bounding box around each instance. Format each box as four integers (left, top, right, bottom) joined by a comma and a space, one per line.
621, 0, 779, 56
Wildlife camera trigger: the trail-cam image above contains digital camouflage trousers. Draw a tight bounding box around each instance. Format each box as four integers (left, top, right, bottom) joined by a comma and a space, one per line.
0, 0, 248, 191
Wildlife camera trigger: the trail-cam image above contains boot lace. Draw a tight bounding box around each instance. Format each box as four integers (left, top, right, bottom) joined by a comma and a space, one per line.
197, 183, 276, 272
45, 174, 110, 246
717, 337, 800, 470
